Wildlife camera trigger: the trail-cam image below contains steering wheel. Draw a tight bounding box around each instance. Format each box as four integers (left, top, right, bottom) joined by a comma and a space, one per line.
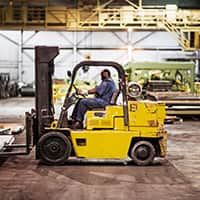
72, 84, 87, 98
65, 85, 82, 110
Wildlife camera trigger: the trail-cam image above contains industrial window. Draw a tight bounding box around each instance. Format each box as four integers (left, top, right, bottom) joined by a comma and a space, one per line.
27, 6, 45, 21
12, 6, 22, 21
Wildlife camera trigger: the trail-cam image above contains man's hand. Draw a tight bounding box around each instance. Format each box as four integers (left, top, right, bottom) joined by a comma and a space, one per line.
77, 89, 88, 96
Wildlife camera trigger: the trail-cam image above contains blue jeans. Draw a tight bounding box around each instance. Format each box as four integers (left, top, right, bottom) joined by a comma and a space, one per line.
72, 98, 108, 122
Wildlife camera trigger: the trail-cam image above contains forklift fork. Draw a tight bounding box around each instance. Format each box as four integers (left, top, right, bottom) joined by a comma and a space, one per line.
0, 112, 33, 156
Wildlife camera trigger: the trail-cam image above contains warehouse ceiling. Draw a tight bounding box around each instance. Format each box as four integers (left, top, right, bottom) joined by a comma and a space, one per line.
0, 0, 199, 50
0, 0, 200, 8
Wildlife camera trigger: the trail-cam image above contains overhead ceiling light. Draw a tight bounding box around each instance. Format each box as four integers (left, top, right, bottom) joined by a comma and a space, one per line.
9, 0, 13, 6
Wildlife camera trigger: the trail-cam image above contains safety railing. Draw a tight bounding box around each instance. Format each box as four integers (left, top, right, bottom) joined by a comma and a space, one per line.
0, 5, 199, 50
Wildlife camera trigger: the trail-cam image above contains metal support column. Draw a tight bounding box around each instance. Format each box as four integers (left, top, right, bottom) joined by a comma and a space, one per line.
73, 31, 78, 65
139, 0, 142, 7
18, 30, 23, 82
127, 28, 132, 62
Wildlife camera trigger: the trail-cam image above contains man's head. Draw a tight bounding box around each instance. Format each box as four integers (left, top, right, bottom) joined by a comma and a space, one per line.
101, 69, 111, 80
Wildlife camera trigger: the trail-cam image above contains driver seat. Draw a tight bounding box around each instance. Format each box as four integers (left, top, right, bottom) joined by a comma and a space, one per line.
109, 89, 120, 105
91, 89, 120, 111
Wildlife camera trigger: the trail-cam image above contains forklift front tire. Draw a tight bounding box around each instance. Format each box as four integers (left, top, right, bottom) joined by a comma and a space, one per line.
130, 140, 155, 166
37, 131, 71, 165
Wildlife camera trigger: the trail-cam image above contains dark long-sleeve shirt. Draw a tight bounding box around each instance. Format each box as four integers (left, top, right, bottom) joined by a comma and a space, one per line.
96, 78, 116, 104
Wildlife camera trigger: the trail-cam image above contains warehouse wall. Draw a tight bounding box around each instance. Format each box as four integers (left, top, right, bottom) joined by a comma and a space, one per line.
0, 30, 192, 83
0, 31, 19, 80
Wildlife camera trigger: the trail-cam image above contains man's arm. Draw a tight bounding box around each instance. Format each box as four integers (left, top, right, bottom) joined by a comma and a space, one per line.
77, 87, 96, 96
88, 87, 96, 94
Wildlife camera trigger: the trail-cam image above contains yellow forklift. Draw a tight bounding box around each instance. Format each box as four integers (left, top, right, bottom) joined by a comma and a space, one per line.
30, 46, 167, 166
0, 46, 167, 166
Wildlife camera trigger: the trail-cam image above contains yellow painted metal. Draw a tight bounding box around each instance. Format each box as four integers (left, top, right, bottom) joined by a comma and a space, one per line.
53, 84, 67, 102
46, 100, 167, 159
114, 117, 127, 130
0, 5, 200, 49
46, 82, 167, 159
128, 101, 165, 128
70, 130, 138, 159
70, 126, 166, 158
194, 32, 200, 49
86, 101, 165, 130
69, 101, 167, 159
50, 120, 58, 129
86, 106, 125, 130
195, 82, 200, 96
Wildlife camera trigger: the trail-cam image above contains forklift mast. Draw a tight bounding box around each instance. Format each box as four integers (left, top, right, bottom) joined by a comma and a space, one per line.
35, 46, 59, 143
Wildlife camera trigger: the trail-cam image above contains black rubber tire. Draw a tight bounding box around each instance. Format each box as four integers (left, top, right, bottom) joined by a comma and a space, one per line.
130, 140, 155, 166
37, 131, 71, 165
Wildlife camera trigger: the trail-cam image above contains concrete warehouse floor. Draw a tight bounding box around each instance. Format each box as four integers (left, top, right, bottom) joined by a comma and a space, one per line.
0, 97, 200, 200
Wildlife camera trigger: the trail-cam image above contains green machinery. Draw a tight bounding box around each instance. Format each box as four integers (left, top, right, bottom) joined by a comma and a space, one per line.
125, 62, 195, 94
125, 62, 200, 116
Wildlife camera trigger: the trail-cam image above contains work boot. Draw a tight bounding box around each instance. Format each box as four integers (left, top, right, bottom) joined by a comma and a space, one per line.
72, 121, 83, 129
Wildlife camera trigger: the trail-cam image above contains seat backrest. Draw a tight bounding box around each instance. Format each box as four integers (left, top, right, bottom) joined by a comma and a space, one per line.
110, 89, 120, 105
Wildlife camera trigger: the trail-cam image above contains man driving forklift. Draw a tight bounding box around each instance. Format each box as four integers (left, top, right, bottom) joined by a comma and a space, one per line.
71, 69, 116, 129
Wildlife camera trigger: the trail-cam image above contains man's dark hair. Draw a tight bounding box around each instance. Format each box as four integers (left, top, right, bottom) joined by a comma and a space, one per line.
101, 69, 111, 77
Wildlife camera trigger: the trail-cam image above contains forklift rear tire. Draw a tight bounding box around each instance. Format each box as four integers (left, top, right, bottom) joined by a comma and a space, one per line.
130, 140, 155, 166
37, 131, 71, 165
